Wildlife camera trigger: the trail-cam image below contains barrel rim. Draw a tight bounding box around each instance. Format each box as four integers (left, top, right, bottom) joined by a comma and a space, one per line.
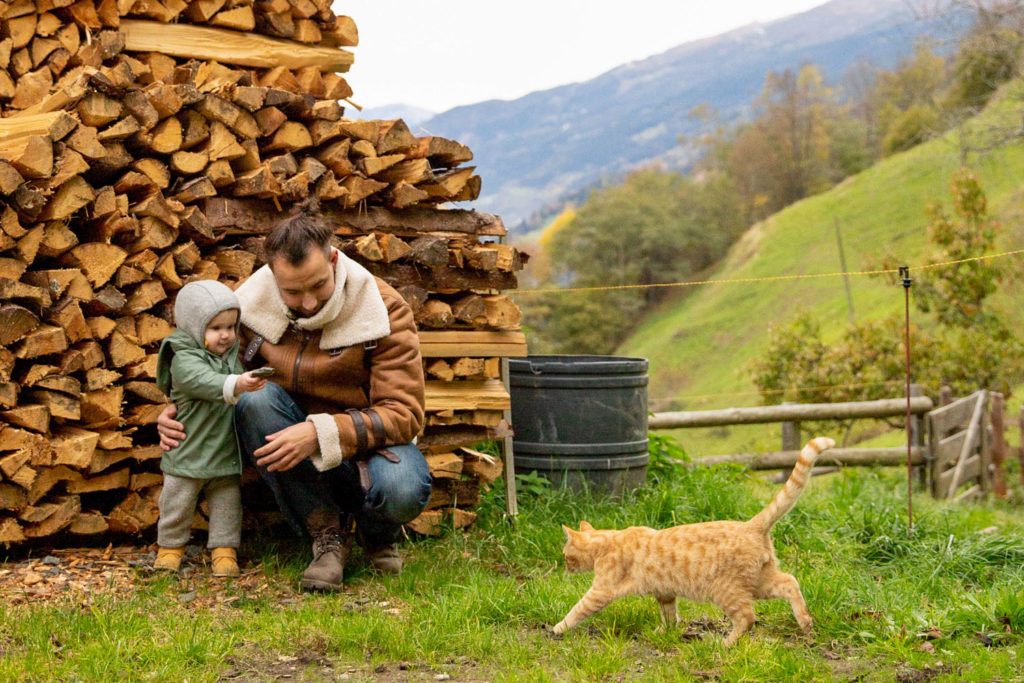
509, 354, 648, 375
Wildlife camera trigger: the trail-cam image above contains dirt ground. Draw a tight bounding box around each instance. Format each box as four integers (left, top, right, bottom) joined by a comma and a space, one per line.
0, 544, 304, 609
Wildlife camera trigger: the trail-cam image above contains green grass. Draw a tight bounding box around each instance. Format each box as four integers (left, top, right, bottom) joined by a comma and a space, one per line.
615, 80, 1024, 458
3, 455, 1024, 682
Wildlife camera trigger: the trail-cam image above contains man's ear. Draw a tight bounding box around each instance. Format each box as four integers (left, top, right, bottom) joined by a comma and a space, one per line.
330, 248, 339, 266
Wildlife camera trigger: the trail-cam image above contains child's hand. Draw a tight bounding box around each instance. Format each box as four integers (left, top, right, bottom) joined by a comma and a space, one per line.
235, 371, 267, 395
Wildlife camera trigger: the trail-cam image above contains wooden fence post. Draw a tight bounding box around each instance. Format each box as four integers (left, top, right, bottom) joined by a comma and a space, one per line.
990, 392, 1007, 498
1019, 406, 1024, 490
940, 385, 952, 407
781, 402, 800, 451
909, 384, 926, 488
777, 403, 801, 481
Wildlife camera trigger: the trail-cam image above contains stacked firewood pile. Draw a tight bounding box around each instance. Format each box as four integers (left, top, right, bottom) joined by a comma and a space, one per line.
0, 0, 525, 544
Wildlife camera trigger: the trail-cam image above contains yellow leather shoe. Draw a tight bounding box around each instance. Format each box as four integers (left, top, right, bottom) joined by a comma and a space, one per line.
154, 546, 185, 572
211, 547, 240, 578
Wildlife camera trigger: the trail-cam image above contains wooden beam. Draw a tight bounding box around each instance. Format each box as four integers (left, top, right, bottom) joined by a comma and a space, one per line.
120, 19, 353, 72
418, 330, 526, 358
424, 379, 510, 412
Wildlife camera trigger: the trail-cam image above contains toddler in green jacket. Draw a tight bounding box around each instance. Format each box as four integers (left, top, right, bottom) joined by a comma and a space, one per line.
154, 280, 267, 577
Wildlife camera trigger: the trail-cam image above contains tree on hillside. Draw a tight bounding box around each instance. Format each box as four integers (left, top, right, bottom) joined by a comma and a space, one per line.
840, 59, 884, 162
875, 39, 949, 154
726, 65, 837, 221
915, 167, 1005, 326
944, 0, 1024, 111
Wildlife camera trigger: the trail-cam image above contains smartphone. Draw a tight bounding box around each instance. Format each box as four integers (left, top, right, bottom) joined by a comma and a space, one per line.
250, 366, 276, 378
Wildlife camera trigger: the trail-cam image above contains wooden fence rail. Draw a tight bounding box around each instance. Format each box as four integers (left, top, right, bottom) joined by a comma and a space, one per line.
648, 396, 934, 430
694, 447, 925, 470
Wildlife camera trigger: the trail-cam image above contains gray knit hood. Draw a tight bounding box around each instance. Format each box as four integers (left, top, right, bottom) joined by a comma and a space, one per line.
173, 280, 240, 345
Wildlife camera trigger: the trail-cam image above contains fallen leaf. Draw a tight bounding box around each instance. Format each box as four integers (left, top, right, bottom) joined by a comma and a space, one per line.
918, 642, 935, 653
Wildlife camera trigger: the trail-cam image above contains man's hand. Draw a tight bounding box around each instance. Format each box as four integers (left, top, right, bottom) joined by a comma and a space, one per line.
254, 421, 318, 472
156, 403, 185, 451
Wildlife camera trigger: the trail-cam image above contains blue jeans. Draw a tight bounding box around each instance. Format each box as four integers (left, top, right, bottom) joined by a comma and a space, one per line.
235, 382, 431, 546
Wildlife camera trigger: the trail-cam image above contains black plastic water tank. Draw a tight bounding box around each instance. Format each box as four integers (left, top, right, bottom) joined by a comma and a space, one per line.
509, 355, 649, 495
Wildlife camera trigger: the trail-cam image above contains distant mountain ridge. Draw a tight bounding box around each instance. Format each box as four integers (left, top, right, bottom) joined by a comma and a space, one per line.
417, 0, 963, 228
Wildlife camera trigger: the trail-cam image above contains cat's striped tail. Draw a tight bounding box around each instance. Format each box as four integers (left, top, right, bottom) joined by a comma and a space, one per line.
748, 436, 835, 531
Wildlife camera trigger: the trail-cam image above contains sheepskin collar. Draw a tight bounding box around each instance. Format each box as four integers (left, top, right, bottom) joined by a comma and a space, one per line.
235, 248, 390, 349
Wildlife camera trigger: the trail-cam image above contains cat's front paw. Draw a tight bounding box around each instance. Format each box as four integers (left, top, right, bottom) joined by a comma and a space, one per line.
551, 621, 568, 636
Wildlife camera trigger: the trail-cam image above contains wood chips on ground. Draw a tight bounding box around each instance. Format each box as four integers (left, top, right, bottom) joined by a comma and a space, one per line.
0, 544, 302, 608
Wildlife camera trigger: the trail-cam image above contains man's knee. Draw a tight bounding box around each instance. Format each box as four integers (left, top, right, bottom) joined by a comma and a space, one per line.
366, 445, 431, 524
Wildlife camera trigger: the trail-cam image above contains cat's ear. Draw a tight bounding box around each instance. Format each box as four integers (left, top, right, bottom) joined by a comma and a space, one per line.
579, 520, 594, 531
562, 524, 577, 541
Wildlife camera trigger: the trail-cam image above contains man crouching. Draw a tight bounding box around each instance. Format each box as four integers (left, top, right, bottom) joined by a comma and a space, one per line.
158, 205, 431, 591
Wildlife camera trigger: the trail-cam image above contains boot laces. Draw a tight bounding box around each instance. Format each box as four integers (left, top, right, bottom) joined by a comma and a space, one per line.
313, 527, 343, 558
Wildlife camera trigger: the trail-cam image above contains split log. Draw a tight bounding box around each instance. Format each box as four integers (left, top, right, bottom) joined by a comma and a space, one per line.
69, 510, 108, 534
0, 517, 25, 542
406, 508, 476, 536
459, 447, 504, 484
425, 452, 462, 480
120, 19, 354, 71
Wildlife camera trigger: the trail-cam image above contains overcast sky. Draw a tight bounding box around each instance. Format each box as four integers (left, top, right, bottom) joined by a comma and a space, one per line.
335, 1, 831, 113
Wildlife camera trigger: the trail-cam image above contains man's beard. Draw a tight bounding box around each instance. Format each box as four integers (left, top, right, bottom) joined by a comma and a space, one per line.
287, 303, 324, 319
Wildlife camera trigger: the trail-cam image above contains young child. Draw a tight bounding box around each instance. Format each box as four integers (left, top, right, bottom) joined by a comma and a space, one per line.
154, 280, 267, 577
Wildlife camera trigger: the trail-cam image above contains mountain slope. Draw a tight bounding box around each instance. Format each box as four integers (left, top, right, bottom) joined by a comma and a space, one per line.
616, 79, 1024, 455
423, 0, 960, 227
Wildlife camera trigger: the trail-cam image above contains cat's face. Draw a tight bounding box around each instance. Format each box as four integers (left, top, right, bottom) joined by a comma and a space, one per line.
562, 523, 596, 573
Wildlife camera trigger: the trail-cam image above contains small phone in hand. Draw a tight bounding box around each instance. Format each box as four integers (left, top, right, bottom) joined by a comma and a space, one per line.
250, 366, 276, 378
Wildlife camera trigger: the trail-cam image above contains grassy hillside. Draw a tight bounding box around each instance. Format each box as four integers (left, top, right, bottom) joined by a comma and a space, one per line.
619, 80, 1024, 457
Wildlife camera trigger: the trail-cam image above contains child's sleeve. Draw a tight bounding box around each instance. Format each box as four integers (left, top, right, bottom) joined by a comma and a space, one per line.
169, 349, 241, 405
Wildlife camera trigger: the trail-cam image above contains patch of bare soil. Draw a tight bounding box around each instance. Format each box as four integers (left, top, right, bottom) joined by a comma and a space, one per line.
219, 649, 488, 683
894, 663, 954, 683
0, 544, 302, 609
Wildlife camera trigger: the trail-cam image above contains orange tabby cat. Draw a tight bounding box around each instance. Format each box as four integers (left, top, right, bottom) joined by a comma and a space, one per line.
553, 436, 835, 646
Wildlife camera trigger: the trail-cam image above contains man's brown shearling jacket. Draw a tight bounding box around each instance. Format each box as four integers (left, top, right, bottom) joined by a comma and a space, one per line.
238, 277, 425, 463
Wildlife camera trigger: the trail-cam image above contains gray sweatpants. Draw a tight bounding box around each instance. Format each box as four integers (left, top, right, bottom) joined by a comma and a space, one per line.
157, 473, 242, 548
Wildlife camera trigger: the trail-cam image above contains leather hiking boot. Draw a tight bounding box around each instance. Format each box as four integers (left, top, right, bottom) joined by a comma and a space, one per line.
300, 527, 347, 591
366, 543, 402, 575
211, 547, 240, 578
154, 546, 185, 572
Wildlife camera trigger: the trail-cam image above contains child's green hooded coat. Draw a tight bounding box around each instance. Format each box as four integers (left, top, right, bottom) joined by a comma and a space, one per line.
156, 280, 245, 479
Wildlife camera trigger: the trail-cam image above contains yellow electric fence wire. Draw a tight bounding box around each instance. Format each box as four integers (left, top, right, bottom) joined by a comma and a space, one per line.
511, 247, 1024, 296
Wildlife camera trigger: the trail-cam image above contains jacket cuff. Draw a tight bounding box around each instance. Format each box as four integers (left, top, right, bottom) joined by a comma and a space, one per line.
306, 413, 344, 471
223, 375, 240, 405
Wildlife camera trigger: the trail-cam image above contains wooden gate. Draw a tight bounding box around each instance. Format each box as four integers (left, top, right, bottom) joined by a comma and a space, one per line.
927, 390, 991, 500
